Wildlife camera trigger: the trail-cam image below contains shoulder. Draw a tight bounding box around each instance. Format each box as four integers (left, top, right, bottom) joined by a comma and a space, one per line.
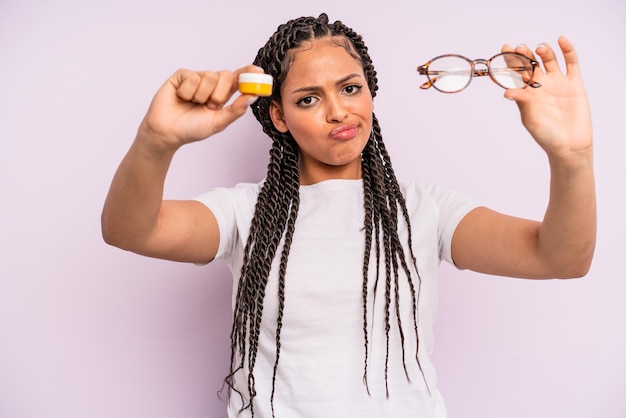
192, 181, 263, 235
400, 181, 480, 231
400, 181, 473, 209
194, 181, 262, 208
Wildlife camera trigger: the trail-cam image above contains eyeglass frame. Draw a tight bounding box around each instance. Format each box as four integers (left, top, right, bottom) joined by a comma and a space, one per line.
417, 51, 541, 93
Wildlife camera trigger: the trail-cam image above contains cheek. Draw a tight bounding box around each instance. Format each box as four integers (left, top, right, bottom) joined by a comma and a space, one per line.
351, 95, 374, 123
284, 110, 323, 137
361, 102, 374, 129
364, 97, 375, 114
283, 118, 306, 139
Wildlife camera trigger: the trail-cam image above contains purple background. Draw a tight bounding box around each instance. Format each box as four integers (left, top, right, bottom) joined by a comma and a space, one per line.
1, 1, 624, 417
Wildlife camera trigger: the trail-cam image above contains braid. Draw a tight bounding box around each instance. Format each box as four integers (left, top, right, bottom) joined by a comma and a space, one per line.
225, 13, 426, 416
365, 116, 430, 393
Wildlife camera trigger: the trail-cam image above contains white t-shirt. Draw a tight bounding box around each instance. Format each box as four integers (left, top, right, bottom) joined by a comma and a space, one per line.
195, 179, 479, 418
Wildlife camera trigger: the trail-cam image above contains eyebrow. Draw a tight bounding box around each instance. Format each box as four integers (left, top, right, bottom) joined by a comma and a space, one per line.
289, 73, 364, 95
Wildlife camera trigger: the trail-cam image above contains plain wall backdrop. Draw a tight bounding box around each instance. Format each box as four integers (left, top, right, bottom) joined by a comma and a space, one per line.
1, 0, 624, 417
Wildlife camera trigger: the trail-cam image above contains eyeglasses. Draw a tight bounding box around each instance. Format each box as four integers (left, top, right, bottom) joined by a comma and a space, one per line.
417, 52, 541, 93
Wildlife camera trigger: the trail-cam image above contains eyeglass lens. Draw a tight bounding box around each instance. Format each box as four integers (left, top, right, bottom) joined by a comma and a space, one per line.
490, 53, 533, 89
424, 53, 534, 93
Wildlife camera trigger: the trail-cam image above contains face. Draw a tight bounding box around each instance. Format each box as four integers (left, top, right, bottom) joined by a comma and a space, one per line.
270, 38, 374, 185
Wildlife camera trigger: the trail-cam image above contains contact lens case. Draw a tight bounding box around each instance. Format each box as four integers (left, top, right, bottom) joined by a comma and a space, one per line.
238, 73, 273, 96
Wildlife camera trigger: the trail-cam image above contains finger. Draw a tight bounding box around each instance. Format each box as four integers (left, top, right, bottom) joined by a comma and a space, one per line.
557, 35, 581, 77
502, 43, 538, 67
206, 65, 266, 109
205, 70, 237, 109
189, 71, 219, 104
535, 41, 563, 75
171, 70, 206, 102
513, 44, 536, 60
503, 84, 529, 102
234, 64, 267, 78
209, 66, 265, 131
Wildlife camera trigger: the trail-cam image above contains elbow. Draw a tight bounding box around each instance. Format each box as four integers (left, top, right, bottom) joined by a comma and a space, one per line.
101, 228, 119, 248
101, 225, 142, 253
556, 265, 591, 279
553, 248, 595, 279
100, 211, 156, 256
101, 218, 123, 249
101, 207, 118, 247
101, 212, 132, 251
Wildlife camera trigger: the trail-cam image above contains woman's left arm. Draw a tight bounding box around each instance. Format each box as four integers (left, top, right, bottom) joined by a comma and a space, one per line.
452, 36, 596, 279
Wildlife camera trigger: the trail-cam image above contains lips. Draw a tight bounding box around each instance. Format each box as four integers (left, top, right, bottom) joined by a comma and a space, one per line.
330, 124, 359, 140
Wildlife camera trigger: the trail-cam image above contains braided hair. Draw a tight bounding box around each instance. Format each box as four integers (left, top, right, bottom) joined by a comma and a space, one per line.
225, 13, 426, 416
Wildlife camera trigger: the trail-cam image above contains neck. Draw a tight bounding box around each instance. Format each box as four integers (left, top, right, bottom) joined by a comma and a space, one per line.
299, 160, 362, 185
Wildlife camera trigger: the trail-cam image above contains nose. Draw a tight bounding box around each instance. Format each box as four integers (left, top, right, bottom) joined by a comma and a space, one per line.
325, 95, 348, 123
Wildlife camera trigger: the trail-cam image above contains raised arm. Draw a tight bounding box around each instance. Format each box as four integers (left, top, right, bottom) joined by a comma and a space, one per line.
101, 65, 263, 263
452, 37, 596, 279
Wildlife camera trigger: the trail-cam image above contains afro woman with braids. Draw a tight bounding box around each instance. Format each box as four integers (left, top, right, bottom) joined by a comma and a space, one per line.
102, 12, 595, 418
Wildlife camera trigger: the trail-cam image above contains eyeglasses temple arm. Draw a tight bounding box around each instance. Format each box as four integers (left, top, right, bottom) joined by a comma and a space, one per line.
417, 65, 433, 89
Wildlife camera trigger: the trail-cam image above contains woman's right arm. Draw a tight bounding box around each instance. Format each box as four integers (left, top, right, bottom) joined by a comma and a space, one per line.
101, 66, 263, 263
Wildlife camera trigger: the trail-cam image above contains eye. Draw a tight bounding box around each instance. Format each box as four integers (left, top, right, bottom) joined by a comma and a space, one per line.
296, 95, 319, 107
343, 84, 363, 95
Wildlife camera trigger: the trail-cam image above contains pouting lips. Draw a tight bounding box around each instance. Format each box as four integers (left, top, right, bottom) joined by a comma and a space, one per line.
330, 124, 359, 140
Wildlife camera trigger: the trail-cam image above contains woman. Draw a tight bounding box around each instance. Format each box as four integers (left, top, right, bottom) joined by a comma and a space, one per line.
101, 13, 595, 418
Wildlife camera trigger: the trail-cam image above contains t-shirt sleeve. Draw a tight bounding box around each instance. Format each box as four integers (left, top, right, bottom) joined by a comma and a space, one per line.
432, 185, 480, 266
193, 188, 238, 261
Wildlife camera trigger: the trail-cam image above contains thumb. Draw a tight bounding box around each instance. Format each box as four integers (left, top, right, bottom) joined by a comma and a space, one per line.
211, 94, 258, 133
503, 87, 531, 104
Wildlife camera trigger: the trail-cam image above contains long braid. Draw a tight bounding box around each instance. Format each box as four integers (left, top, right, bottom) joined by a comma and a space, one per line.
361, 118, 414, 397
225, 134, 298, 413
360, 152, 378, 395
269, 138, 300, 416
225, 13, 427, 416
366, 115, 429, 392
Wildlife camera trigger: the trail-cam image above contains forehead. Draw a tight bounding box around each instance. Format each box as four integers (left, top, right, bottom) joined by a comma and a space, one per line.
284, 38, 364, 83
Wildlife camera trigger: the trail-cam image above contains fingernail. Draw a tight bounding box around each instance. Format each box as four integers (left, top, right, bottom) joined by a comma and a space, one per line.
246, 96, 259, 106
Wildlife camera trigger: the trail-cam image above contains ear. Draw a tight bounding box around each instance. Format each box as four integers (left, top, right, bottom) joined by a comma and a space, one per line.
269, 100, 289, 133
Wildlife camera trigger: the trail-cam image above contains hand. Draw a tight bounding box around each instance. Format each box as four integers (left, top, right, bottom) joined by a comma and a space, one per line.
139, 65, 264, 150
503, 37, 592, 163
